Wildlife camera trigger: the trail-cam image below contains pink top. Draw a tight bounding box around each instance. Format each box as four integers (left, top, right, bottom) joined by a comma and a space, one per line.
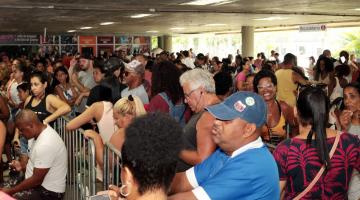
236, 72, 247, 82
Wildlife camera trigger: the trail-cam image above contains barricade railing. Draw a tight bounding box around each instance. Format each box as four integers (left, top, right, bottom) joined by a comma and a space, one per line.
103, 142, 122, 190
54, 117, 96, 200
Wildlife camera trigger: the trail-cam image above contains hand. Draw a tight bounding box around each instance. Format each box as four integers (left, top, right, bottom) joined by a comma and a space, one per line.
83, 130, 100, 140
9, 160, 22, 172
96, 185, 123, 200
339, 110, 353, 131
43, 119, 48, 125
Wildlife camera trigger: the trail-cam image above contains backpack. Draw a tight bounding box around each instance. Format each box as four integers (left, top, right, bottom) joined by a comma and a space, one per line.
159, 92, 186, 127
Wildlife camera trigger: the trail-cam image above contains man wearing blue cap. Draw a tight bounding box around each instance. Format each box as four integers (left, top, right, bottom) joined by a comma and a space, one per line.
169, 91, 280, 200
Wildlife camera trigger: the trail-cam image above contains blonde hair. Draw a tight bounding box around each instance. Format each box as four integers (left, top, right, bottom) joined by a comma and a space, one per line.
114, 95, 146, 117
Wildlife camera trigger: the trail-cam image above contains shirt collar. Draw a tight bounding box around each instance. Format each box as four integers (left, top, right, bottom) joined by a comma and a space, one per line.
231, 137, 264, 158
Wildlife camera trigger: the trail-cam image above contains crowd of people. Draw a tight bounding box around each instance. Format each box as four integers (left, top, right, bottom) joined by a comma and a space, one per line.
0, 47, 358, 199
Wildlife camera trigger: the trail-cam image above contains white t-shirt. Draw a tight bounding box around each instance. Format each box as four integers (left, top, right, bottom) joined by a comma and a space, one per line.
181, 57, 196, 69
121, 84, 149, 104
25, 126, 67, 193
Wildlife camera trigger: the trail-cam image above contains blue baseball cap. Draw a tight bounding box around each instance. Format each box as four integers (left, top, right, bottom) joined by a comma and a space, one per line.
206, 91, 267, 127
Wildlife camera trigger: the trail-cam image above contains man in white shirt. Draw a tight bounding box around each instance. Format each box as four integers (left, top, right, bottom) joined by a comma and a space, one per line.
121, 60, 149, 104
2, 109, 67, 200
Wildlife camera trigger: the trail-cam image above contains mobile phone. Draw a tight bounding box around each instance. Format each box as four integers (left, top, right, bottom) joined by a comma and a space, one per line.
89, 194, 111, 200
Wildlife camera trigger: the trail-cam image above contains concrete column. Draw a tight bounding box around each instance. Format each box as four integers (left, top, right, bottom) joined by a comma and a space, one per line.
157, 36, 163, 49
163, 35, 172, 52
241, 26, 255, 57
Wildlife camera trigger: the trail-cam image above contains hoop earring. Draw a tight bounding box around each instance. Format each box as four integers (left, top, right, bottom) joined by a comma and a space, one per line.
120, 184, 131, 197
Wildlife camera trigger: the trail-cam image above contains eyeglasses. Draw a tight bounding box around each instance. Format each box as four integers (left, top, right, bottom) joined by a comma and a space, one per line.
184, 87, 199, 99
257, 83, 275, 90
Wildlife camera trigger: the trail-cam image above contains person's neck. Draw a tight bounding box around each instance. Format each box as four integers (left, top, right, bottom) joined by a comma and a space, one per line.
34, 92, 46, 101
128, 79, 142, 90
223, 136, 259, 156
34, 124, 47, 140
15, 77, 22, 83
283, 64, 293, 69
203, 93, 220, 107
298, 124, 312, 138
130, 190, 167, 200
266, 98, 277, 107
60, 82, 68, 87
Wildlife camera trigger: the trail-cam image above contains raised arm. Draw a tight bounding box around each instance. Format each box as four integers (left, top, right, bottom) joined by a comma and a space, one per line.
66, 102, 102, 130
179, 112, 216, 165
44, 94, 71, 124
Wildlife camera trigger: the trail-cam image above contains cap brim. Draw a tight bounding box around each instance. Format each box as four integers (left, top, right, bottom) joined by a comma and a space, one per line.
205, 103, 239, 121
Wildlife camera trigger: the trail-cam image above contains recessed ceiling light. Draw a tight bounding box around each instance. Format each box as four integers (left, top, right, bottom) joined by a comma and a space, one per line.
204, 23, 227, 26
146, 30, 159, 33
170, 27, 185, 30
80, 26, 93, 30
100, 22, 114, 25
181, 0, 233, 6
253, 16, 288, 21
130, 14, 152, 18
67, 30, 76, 33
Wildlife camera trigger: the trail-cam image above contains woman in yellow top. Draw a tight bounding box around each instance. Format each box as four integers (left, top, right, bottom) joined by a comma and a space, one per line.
275, 53, 308, 107
254, 69, 298, 148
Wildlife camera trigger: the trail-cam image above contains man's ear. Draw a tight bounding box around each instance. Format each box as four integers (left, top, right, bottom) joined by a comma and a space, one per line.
243, 123, 257, 138
122, 166, 134, 184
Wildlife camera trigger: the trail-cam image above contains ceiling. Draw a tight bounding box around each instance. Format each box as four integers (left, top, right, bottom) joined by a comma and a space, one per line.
0, 0, 360, 35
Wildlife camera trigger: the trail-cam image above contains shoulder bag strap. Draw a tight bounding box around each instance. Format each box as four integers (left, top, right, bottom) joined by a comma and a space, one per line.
293, 132, 341, 200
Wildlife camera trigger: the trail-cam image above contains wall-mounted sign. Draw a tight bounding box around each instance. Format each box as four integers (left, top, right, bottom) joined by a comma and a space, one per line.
299, 24, 327, 32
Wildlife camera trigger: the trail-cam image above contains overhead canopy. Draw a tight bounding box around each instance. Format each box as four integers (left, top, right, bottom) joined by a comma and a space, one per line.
0, 0, 359, 34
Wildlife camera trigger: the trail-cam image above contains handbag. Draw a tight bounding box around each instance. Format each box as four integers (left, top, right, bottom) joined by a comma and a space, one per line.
293, 132, 341, 200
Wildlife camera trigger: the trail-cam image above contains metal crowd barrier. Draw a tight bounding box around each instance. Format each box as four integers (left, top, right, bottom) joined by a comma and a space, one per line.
54, 117, 96, 200
103, 142, 122, 190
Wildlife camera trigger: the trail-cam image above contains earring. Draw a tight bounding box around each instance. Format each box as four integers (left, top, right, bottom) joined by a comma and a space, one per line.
120, 183, 131, 197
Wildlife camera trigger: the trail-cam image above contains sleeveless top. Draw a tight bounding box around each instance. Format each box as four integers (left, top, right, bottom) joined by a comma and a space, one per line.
97, 101, 117, 144
57, 84, 74, 101
25, 95, 51, 124
329, 77, 343, 103
159, 92, 186, 127
177, 111, 205, 172
262, 100, 287, 146
7, 79, 21, 106
275, 69, 298, 107
95, 101, 118, 182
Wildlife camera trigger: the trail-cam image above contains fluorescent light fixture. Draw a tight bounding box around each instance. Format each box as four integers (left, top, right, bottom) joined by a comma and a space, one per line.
130, 14, 152, 18
80, 26, 93, 30
213, 0, 235, 6
67, 30, 76, 33
181, 0, 233, 6
204, 23, 227, 26
146, 30, 159, 33
100, 22, 114, 25
170, 27, 185, 30
253, 16, 288, 21
353, 8, 360, 11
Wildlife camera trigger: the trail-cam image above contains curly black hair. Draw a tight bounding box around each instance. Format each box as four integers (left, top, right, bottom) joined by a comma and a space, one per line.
122, 112, 182, 195
151, 61, 184, 104
253, 69, 277, 93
